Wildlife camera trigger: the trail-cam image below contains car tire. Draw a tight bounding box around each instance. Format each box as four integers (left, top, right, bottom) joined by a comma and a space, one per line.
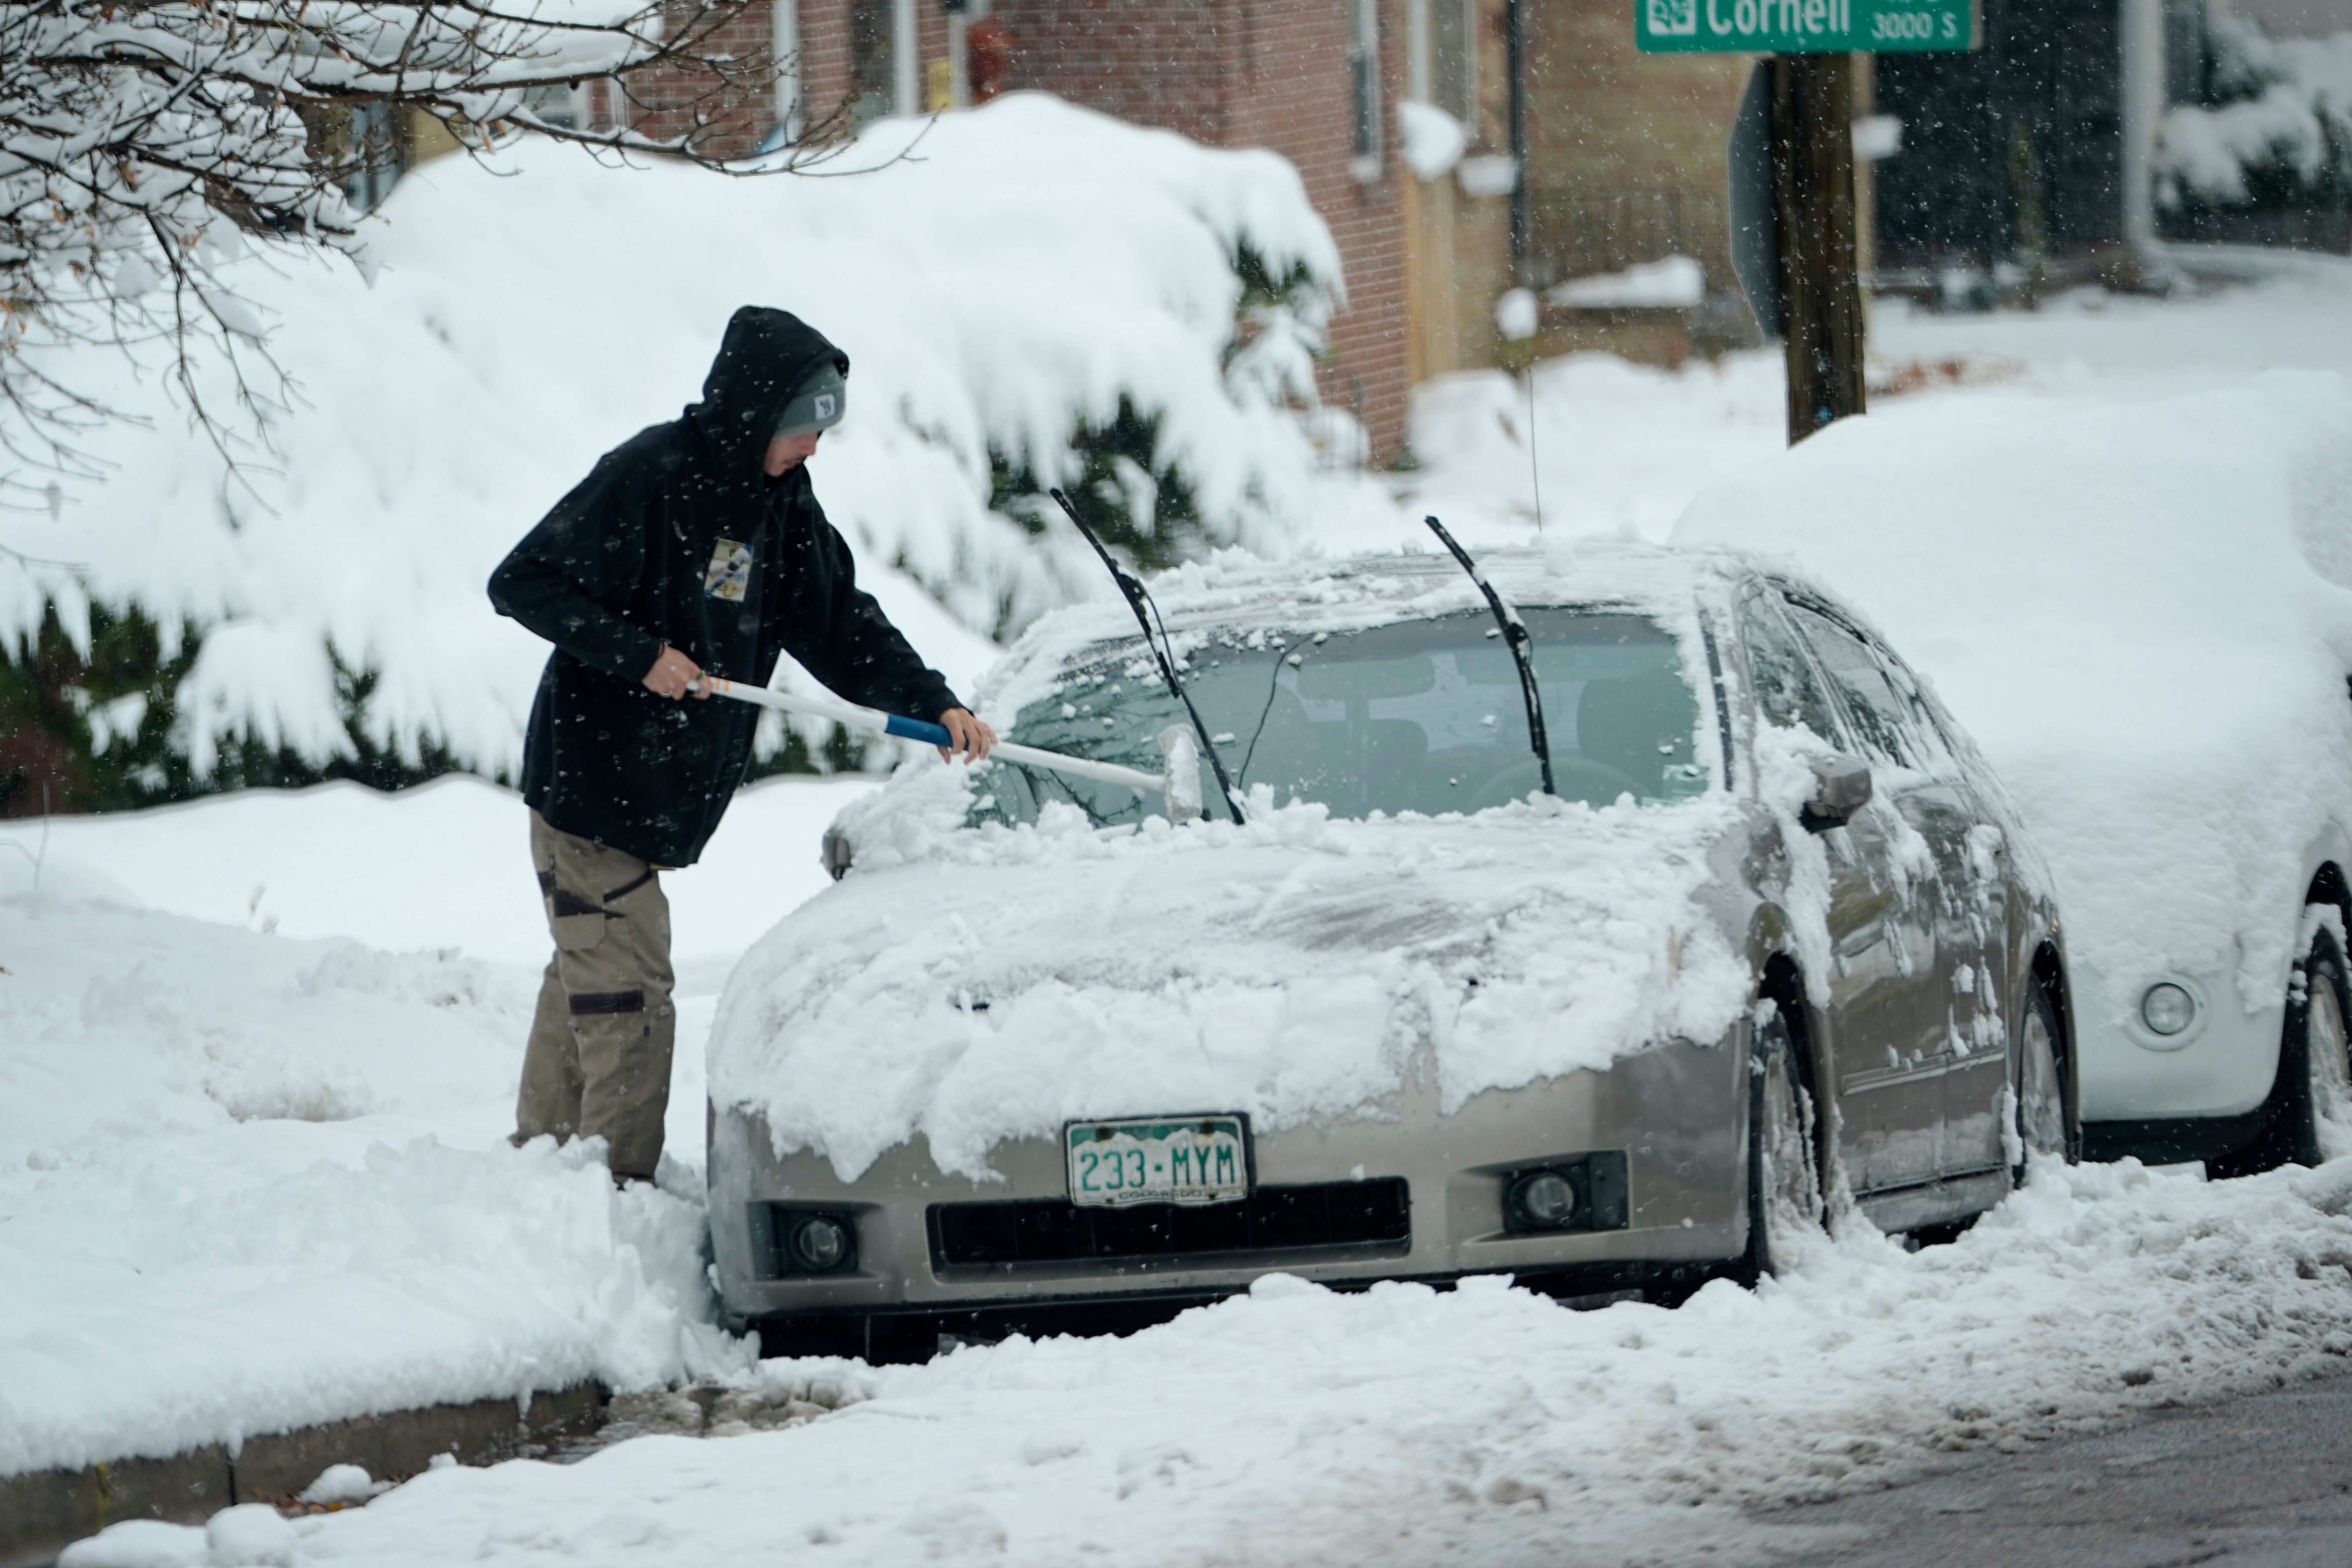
2284, 920, 2352, 1169
1748, 998, 1828, 1281
2013, 975, 2074, 1179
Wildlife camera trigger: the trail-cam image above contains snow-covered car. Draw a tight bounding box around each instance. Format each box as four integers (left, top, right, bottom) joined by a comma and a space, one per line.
1674, 380, 2352, 1178
705, 545, 2073, 1360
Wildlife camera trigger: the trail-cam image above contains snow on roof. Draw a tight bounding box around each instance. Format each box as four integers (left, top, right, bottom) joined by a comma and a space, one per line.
1545, 256, 1706, 312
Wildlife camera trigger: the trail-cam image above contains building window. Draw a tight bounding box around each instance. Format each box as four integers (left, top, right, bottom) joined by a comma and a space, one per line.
1350, 0, 1382, 180
850, 0, 895, 122
773, 0, 802, 142
1432, 0, 1474, 126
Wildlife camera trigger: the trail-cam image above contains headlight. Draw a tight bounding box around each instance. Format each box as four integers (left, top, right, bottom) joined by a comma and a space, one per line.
784, 1213, 854, 1273
1506, 1169, 1579, 1230
2141, 982, 2196, 1037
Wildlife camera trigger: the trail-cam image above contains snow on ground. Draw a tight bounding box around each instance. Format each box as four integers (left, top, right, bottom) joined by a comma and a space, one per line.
1381, 258, 2352, 554
0, 775, 877, 1476
57, 1157, 2352, 1568
26, 258, 2352, 1558
0, 91, 1388, 782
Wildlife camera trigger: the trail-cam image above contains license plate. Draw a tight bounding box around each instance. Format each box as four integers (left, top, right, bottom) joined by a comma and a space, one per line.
1065, 1114, 1249, 1208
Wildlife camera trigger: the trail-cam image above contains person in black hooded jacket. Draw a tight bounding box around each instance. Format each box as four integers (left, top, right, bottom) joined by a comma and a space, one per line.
488, 305, 993, 1183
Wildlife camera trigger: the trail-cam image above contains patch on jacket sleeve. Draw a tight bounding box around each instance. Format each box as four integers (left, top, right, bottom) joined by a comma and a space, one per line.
704, 537, 753, 601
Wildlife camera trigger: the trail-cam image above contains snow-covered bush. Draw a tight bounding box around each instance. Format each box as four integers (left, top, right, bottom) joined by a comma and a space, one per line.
2157, 13, 2352, 209
0, 0, 797, 508
0, 94, 1351, 809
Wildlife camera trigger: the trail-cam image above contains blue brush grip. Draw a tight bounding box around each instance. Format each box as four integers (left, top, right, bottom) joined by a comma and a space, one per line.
885, 713, 955, 747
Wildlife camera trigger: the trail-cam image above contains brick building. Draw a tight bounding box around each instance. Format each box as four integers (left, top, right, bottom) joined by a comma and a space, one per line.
606, 0, 1514, 460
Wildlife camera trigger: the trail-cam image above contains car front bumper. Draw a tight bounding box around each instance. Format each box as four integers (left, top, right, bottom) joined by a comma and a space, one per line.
708, 1031, 1751, 1340
2073, 955, 2282, 1127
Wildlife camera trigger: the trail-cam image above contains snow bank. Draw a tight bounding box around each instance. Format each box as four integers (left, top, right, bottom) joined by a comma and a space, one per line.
1394, 352, 1784, 546
0, 775, 894, 1478
1675, 373, 2352, 1026
81, 1158, 2352, 1566
0, 92, 1350, 780
4, 771, 873, 972
0, 896, 752, 1477
709, 547, 1757, 1181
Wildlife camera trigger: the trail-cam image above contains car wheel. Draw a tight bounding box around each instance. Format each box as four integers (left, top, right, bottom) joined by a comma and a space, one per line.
2014, 977, 2073, 1178
2290, 921, 2352, 1167
1748, 999, 1828, 1280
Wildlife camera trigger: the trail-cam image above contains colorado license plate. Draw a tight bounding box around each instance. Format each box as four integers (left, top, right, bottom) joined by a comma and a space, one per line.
1065, 1115, 1249, 1208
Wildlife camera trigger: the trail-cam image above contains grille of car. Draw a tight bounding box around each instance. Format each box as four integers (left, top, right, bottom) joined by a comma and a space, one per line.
929, 1178, 1412, 1269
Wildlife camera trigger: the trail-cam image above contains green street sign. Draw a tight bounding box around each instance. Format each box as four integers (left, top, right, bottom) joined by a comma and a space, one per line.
1635, 0, 1976, 52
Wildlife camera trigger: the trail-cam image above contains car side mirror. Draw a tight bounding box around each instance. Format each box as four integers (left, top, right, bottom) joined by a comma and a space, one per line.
820, 826, 854, 881
1800, 754, 1873, 833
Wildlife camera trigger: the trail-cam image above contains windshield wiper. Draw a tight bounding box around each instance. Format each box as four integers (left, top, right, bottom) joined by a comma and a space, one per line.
1048, 487, 1248, 824
1423, 515, 1555, 797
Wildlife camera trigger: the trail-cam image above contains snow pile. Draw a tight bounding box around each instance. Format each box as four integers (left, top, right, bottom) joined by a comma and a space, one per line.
1675, 372, 2352, 1028
75, 1158, 2352, 1566
710, 547, 1759, 1181
1396, 100, 1468, 181
1395, 352, 1784, 544
4, 771, 873, 975
2158, 15, 2352, 207
0, 893, 751, 1479
0, 91, 1351, 782
0, 775, 895, 1479
1545, 254, 1706, 310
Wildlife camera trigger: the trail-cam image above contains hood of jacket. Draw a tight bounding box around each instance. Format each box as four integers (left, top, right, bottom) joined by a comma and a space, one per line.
686, 305, 850, 472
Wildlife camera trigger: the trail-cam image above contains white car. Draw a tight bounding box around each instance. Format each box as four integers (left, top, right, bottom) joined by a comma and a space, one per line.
1676, 376, 2352, 1175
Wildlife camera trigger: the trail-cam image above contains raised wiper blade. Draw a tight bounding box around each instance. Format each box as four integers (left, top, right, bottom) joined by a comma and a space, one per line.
1423, 515, 1555, 798
1047, 487, 1248, 824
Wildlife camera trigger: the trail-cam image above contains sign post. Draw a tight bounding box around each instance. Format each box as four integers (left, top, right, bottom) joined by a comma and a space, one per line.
1638, 0, 1975, 445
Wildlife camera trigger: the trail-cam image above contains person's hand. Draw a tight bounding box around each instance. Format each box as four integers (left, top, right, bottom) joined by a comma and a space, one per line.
644, 646, 708, 700
938, 707, 996, 762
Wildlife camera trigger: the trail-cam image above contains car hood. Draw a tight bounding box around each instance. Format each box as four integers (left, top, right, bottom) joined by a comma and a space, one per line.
707, 768, 1753, 1182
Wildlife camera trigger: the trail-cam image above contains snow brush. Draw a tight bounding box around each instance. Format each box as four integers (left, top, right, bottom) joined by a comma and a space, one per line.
689, 675, 1205, 822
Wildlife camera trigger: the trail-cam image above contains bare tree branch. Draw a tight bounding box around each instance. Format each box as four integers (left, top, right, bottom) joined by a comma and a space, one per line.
0, 0, 887, 508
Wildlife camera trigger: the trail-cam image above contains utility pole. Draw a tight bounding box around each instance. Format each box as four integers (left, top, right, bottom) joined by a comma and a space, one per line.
1644, 0, 1974, 446
1772, 53, 1865, 444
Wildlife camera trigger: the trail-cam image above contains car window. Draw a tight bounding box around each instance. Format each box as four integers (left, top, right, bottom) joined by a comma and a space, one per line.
1781, 600, 1931, 770
972, 608, 1712, 826
1738, 587, 1843, 745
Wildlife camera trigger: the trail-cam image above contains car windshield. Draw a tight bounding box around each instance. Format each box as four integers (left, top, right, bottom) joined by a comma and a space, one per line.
973, 607, 1711, 827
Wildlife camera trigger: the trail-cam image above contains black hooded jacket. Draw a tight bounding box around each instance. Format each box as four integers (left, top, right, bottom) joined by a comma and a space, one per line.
488, 307, 960, 867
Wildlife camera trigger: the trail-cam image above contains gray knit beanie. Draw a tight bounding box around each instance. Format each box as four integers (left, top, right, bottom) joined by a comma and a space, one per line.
772, 360, 847, 439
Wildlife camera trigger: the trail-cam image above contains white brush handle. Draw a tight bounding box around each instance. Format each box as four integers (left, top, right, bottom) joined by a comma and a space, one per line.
694, 676, 1171, 797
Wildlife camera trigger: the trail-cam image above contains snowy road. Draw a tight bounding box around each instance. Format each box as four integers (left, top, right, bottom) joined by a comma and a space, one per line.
1749, 1371, 2352, 1567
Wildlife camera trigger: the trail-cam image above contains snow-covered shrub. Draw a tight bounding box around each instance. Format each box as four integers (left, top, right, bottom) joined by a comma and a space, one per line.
0, 94, 1352, 808
2157, 13, 2352, 209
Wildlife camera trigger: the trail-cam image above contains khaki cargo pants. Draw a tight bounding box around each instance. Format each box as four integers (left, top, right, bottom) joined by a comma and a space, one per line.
514, 810, 675, 1180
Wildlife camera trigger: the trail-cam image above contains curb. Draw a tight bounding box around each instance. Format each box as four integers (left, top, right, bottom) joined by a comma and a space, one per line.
0, 1383, 606, 1568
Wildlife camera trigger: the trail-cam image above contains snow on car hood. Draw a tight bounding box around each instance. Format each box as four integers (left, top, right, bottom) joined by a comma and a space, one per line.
706, 768, 1752, 1181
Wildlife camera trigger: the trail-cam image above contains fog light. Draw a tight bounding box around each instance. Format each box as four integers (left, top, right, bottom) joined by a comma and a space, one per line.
1507, 1169, 1579, 1230
2141, 982, 2196, 1037
786, 1214, 852, 1273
